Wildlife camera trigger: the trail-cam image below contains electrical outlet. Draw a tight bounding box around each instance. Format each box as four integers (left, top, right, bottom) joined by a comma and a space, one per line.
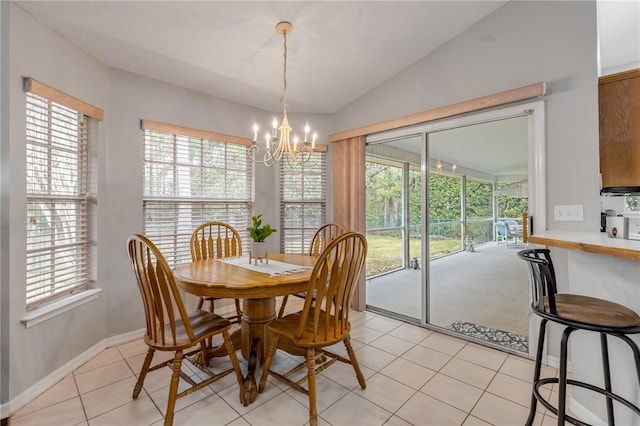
554, 204, 584, 221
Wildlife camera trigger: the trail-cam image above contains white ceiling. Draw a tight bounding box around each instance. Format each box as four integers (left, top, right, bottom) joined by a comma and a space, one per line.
16, 0, 509, 114
597, 0, 640, 74
15, 1, 639, 114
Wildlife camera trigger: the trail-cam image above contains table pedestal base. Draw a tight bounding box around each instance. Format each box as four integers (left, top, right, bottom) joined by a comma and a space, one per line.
239, 298, 275, 405
196, 296, 307, 406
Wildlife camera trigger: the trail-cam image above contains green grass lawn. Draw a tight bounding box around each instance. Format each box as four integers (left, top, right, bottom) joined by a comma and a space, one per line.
365, 234, 461, 276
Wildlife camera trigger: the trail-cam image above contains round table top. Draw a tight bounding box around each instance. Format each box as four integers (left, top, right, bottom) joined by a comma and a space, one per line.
174, 253, 316, 299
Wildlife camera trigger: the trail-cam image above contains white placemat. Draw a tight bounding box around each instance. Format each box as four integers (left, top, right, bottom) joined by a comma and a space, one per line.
221, 257, 312, 276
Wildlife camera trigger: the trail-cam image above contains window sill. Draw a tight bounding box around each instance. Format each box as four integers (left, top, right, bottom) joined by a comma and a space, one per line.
20, 288, 102, 329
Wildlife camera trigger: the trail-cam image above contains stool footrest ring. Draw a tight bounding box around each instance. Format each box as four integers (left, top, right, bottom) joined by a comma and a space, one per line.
534, 377, 640, 425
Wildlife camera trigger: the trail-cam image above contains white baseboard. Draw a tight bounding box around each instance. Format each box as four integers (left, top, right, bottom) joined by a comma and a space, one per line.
569, 397, 607, 426
546, 354, 562, 369
1, 328, 144, 419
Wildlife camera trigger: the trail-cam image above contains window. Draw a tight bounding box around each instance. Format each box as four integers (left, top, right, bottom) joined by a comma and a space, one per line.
142, 121, 253, 266
279, 151, 327, 253
24, 78, 102, 309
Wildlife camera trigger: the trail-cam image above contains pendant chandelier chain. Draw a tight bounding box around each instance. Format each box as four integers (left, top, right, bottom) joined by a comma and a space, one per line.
282, 30, 288, 115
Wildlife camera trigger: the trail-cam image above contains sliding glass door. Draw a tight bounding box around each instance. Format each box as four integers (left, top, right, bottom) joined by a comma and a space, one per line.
363, 102, 546, 355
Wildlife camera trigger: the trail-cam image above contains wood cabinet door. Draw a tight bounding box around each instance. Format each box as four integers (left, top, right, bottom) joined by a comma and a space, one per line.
599, 70, 640, 188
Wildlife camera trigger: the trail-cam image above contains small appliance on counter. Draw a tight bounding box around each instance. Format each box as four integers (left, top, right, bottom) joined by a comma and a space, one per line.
627, 217, 640, 240
606, 216, 629, 239
601, 209, 617, 233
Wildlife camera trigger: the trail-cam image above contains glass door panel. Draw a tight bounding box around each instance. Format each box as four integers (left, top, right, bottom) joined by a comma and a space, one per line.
365, 159, 404, 276
427, 117, 530, 354
365, 138, 422, 321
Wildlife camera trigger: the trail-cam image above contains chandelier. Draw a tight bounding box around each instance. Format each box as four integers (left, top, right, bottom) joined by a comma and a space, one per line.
248, 21, 317, 167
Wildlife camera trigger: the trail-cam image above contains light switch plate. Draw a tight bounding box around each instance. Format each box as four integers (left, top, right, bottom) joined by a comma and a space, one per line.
554, 205, 584, 221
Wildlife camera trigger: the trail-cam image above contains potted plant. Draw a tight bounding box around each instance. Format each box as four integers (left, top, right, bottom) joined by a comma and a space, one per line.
247, 214, 276, 263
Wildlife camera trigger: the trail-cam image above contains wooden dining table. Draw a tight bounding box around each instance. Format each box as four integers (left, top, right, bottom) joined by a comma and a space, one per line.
173, 252, 316, 405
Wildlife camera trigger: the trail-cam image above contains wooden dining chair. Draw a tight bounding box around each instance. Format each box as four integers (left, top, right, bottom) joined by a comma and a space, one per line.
277, 222, 348, 319
259, 232, 368, 426
190, 222, 243, 323
127, 234, 244, 426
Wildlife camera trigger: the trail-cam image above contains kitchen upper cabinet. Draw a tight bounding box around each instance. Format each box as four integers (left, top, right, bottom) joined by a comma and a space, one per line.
599, 69, 640, 190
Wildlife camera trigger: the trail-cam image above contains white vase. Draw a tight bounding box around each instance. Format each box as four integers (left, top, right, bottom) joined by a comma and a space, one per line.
250, 241, 268, 264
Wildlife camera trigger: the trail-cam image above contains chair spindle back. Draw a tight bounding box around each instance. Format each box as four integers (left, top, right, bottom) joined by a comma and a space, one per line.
297, 232, 367, 342
190, 222, 242, 261
127, 234, 195, 348
308, 223, 348, 257
517, 248, 559, 316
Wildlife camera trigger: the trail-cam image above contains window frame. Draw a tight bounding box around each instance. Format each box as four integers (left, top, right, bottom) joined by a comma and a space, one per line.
23, 78, 102, 309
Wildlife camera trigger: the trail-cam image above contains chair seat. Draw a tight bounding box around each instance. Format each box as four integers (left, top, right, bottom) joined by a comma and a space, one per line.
150, 309, 231, 350
269, 309, 350, 348
546, 294, 640, 328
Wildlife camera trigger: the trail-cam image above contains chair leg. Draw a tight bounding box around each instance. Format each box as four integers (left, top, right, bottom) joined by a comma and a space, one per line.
558, 327, 575, 426
164, 350, 184, 426
258, 335, 279, 393
344, 336, 366, 389
196, 297, 204, 310
222, 330, 244, 388
526, 319, 547, 426
234, 299, 243, 316
613, 333, 640, 417
306, 348, 318, 426
277, 295, 289, 319
600, 333, 615, 426
133, 347, 155, 399
199, 340, 209, 367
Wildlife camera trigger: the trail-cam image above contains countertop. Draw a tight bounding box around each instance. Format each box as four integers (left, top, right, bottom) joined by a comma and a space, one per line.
528, 230, 640, 261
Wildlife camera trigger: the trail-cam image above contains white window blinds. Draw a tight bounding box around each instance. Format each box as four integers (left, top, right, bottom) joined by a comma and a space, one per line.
25, 91, 98, 308
142, 121, 253, 266
279, 152, 327, 253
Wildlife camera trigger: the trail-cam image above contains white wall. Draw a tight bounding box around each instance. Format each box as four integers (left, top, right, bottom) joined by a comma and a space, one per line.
1, 0, 11, 412
7, 3, 109, 397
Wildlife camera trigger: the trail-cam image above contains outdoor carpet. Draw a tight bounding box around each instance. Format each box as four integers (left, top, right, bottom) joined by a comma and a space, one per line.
447, 320, 528, 353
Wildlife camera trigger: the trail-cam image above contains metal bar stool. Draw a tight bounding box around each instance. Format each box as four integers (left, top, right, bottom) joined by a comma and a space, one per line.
518, 248, 640, 426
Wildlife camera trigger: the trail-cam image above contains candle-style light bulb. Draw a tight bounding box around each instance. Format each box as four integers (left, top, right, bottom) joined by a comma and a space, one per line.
253, 123, 259, 141
304, 123, 310, 141
293, 134, 299, 151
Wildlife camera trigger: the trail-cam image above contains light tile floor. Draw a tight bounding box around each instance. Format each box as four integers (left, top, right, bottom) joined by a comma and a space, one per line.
9, 304, 564, 426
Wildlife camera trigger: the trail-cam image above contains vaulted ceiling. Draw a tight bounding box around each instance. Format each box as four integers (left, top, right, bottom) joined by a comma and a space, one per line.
15, 1, 638, 115
16, 1, 509, 114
